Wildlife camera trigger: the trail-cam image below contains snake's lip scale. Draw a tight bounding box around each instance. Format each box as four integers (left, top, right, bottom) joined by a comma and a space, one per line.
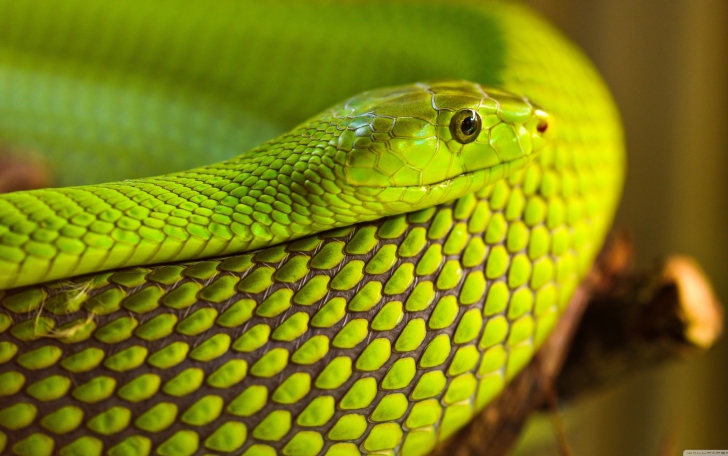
363, 152, 541, 192
370, 156, 539, 214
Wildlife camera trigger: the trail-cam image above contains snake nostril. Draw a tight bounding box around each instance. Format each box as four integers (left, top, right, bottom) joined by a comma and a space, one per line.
537, 120, 548, 133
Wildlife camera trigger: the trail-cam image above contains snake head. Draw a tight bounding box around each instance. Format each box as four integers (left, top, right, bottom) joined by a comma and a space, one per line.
328, 80, 549, 212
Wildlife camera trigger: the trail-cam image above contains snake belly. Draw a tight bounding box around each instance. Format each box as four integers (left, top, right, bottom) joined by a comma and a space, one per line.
0, 1, 625, 456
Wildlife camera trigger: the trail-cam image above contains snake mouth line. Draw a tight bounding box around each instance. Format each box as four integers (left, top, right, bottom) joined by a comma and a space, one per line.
356, 153, 538, 194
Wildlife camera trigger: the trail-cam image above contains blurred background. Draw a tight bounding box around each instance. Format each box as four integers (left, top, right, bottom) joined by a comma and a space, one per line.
513, 1, 728, 455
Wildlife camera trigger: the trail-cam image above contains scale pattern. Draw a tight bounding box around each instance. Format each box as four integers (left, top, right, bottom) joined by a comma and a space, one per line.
0, 2, 625, 456
2, 183, 575, 455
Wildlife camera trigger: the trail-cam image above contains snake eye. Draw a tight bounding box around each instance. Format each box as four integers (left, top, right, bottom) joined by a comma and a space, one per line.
450, 109, 482, 144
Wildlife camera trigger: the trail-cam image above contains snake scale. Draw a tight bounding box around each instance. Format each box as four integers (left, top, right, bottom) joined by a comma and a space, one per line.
0, 1, 624, 455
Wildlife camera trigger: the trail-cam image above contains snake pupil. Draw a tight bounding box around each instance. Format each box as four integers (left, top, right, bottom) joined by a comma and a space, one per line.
461, 116, 476, 135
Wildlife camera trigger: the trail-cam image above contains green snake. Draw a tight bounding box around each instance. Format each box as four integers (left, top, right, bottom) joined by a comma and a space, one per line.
0, 1, 624, 455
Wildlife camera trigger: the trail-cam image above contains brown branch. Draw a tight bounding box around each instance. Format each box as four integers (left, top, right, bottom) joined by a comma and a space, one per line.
432, 232, 724, 456
556, 252, 723, 402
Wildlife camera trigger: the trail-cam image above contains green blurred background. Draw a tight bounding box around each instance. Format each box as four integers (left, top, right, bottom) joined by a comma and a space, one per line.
513, 1, 728, 455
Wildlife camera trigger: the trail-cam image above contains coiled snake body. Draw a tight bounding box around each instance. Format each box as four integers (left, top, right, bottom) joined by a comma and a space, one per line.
0, 1, 624, 455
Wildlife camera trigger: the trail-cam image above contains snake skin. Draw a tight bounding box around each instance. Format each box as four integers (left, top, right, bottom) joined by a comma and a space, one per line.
0, 1, 625, 455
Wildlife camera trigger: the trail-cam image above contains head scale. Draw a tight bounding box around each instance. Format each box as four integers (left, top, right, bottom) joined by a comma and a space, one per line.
319, 80, 548, 213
